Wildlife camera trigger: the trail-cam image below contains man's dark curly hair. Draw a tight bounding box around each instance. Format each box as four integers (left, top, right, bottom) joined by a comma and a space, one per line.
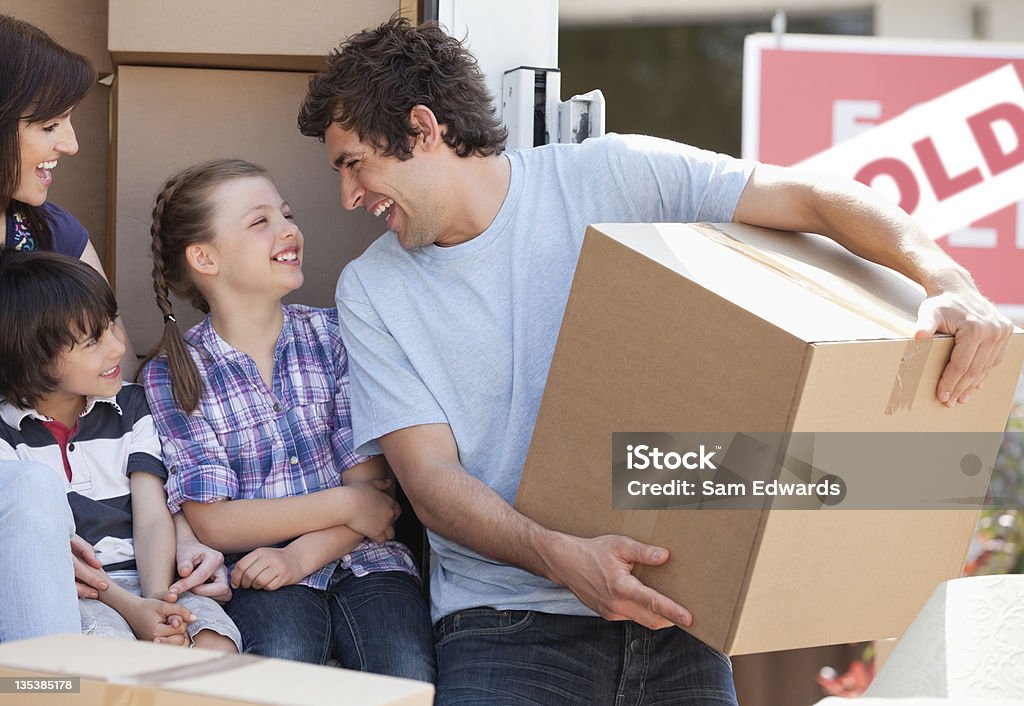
298, 17, 507, 160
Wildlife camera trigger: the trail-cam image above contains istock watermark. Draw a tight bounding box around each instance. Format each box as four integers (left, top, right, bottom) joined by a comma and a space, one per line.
611, 432, 1011, 510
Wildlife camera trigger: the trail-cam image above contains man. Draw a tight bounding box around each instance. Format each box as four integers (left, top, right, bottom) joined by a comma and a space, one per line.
299, 18, 1012, 704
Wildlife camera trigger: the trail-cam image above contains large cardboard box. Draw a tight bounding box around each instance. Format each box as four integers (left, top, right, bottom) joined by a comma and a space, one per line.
0, 0, 111, 74
108, 0, 413, 71
515, 221, 1024, 655
112, 66, 388, 354
0, 634, 433, 705
52, 85, 111, 268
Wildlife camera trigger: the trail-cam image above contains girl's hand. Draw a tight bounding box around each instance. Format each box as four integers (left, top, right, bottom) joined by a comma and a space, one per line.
342, 482, 401, 543
231, 546, 305, 591
123, 596, 195, 645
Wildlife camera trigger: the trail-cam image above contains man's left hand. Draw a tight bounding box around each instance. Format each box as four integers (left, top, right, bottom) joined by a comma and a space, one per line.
915, 286, 1013, 407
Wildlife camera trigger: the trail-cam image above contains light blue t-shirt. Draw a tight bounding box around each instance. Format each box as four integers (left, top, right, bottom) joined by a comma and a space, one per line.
336, 133, 755, 621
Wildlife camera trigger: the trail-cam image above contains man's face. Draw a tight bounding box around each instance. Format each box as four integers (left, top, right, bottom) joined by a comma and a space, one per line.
324, 122, 449, 250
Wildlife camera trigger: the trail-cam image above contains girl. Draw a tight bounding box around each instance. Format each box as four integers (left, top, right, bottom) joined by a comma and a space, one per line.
141, 159, 435, 682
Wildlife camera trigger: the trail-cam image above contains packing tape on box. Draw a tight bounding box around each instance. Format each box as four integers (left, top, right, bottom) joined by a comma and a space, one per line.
123, 653, 261, 685
692, 224, 933, 415
693, 223, 917, 338
90, 653, 262, 706
885, 338, 931, 414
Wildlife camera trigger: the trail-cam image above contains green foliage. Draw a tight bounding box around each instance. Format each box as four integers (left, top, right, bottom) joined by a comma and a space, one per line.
966, 405, 1024, 576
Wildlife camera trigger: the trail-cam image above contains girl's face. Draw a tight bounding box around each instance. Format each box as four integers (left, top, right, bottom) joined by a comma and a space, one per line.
202, 176, 304, 299
15, 110, 78, 206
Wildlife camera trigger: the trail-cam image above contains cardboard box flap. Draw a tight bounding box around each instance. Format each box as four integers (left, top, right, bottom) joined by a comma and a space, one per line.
0, 635, 433, 706
590, 222, 926, 343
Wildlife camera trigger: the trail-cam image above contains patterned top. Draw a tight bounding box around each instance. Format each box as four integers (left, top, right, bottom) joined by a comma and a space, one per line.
3, 202, 89, 257
0, 384, 166, 572
142, 305, 416, 589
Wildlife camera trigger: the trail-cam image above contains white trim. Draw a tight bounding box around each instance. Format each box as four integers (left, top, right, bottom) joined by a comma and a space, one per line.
741, 33, 763, 160
745, 33, 1024, 60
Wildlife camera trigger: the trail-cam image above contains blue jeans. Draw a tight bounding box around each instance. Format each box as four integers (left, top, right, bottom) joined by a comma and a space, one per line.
0, 461, 79, 642
225, 567, 435, 683
434, 609, 737, 705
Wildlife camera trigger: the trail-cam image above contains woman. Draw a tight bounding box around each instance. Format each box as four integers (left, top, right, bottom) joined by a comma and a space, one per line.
0, 13, 138, 376
0, 13, 230, 642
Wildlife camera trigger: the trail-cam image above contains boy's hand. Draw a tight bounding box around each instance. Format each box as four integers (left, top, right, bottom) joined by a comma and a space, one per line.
70, 534, 108, 599
170, 537, 232, 603
231, 547, 304, 591
150, 591, 186, 631
123, 596, 195, 645
343, 482, 400, 543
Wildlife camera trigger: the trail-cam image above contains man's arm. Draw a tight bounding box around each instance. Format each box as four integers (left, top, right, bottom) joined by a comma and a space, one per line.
380, 423, 692, 630
732, 163, 1013, 406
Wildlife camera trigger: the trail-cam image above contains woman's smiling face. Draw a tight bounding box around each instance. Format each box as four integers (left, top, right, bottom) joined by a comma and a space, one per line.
15, 109, 78, 206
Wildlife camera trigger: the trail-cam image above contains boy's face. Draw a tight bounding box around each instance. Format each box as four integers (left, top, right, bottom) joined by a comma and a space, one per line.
49, 319, 127, 403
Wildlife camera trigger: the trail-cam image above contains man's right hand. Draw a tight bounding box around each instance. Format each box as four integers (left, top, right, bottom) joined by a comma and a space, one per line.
71, 534, 108, 599
339, 481, 400, 543
544, 533, 693, 631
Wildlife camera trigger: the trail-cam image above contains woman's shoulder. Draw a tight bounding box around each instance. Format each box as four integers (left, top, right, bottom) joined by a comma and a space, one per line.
38, 202, 89, 257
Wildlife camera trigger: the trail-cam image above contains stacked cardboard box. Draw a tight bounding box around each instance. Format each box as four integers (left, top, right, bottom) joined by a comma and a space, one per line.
106, 1, 413, 352
516, 221, 1024, 655
108, 0, 412, 71
0, 634, 433, 706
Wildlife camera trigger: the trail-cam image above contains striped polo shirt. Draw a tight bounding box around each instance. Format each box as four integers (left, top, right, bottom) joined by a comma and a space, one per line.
0, 383, 166, 571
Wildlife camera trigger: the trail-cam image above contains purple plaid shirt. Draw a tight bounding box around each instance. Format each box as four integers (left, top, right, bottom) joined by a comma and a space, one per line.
143, 305, 416, 589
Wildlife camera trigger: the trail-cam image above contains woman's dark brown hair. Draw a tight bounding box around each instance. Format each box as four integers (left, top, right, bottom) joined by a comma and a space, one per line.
140, 159, 268, 414
298, 16, 507, 160
0, 249, 117, 407
0, 14, 95, 250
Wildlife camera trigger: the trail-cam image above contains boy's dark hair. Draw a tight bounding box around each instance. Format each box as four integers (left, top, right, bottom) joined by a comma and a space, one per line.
0, 14, 96, 250
0, 250, 117, 407
298, 16, 506, 160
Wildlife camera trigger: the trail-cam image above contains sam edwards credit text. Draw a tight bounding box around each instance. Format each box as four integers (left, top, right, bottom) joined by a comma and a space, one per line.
626, 479, 843, 497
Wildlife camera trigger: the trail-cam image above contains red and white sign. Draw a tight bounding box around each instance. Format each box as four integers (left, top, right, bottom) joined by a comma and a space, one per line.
743, 34, 1024, 317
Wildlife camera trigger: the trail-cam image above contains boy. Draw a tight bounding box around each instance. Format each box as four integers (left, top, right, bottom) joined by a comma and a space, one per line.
0, 250, 240, 650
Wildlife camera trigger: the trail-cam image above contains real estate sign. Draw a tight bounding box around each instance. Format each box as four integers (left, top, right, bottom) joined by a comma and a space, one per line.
744, 34, 1024, 317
